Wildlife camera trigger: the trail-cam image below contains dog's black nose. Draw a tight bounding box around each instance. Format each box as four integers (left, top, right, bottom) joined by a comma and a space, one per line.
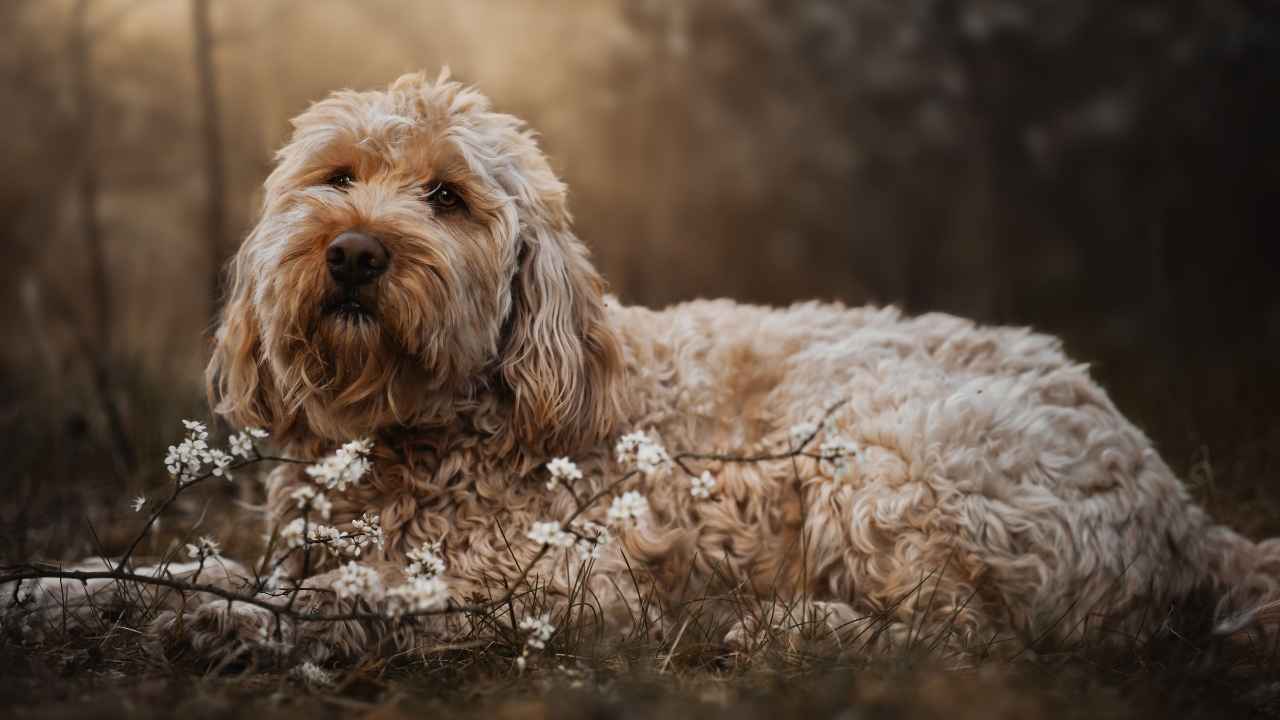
326, 231, 389, 287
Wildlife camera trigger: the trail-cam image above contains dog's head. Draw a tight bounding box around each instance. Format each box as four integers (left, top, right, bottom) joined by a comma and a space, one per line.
208, 71, 623, 453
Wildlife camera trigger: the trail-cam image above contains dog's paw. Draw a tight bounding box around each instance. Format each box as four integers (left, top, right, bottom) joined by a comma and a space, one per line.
154, 598, 291, 667
1, 573, 122, 640
1, 579, 45, 643
722, 600, 863, 655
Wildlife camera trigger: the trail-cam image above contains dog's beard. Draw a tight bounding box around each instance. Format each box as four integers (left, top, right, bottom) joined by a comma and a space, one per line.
320, 288, 378, 325
255, 264, 421, 438
249, 204, 513, 439
314, 305, 395, 383
263, 260, 500, 439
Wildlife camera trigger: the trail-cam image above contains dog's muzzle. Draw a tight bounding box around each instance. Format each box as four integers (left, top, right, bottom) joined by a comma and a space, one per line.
327, 230, 389, 288
323, 230, 388, 322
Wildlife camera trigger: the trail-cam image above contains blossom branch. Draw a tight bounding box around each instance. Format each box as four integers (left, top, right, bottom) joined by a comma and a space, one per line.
3, 406, 863, 662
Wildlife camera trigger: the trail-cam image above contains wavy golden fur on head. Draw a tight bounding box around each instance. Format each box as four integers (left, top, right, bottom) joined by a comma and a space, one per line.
208, 70, 622, 455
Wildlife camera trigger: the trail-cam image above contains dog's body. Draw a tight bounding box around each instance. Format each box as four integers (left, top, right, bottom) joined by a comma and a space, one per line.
252, 294, 1277, 659
28, 71, 1272, 661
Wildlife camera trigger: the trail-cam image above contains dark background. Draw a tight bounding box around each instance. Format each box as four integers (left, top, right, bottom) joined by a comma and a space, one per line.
1, 0, 1277, 559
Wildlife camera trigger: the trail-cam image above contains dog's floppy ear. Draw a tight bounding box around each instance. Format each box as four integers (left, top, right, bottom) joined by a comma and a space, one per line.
206, 242, 280, 434
497, 146, 624, 453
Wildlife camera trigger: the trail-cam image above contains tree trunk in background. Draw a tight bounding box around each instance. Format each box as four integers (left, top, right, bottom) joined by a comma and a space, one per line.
71, 0, 137, 475
73, 0, 109, 350
193, 0, 228, 318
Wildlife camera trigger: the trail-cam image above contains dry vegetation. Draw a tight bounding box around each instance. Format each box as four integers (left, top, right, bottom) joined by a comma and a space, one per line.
2, 0, 1279, 717
4, 425, 1280, 720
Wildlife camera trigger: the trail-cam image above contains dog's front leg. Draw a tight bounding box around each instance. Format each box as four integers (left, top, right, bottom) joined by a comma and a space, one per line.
171, 561, 433, 665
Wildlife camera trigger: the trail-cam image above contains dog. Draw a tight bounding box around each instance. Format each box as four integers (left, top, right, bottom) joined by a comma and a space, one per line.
14, 70, 1276, 663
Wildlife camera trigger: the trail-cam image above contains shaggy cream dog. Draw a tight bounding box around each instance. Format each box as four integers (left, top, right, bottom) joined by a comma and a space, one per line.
25, 71, 1277, 661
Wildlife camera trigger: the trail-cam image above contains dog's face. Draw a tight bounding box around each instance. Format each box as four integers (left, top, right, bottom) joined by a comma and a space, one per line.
208, 71, 621, 452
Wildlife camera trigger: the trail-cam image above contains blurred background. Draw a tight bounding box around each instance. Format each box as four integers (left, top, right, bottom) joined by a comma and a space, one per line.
1, 0, 1277, 559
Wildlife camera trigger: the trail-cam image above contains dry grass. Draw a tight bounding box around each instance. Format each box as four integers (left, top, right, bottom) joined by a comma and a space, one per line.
3, 350, 1280, 719
3, 586, 1279, 719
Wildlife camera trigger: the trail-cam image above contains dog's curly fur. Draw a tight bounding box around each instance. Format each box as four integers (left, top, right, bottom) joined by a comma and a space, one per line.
193, 70, 1280, 660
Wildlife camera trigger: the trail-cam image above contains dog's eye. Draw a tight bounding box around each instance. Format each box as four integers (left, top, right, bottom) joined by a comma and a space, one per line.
424, 182, 463, 213
326, 169, 355, 190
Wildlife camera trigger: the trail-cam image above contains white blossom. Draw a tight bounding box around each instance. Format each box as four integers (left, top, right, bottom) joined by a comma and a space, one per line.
350, 512, 385, 553
164, 421, 211, 480
405, 542, 446, 579
278, 517, 309, 549
310, 523, 344, 553
690, 471, 718, 499
818, 437, 858, 460
229, 426, 269, 459
277, 513, 380, 558
305, 439, 373, 491
788, 421, 819, 449
615, 431, 671, 477
637, 445, 670, 475
615, 431, 648, 461
519, 613, 555, 650
545, 457, 583, 491
818, 437, 859, 476
182, 420, 208, 439
207, 449, 234, 480
332, 561, 384, 602
290, 661, 334, 688
289, 486, 332, 521
130, 495, 147, 512
606, 491, 649, 526
527, 521, 575, 548
386, 576, 449, 616
311, 494, 333, 521
185, 535, 222, 560
572, 521, 612, 561
163, 419, 251, 482
228, 432, 255, 460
